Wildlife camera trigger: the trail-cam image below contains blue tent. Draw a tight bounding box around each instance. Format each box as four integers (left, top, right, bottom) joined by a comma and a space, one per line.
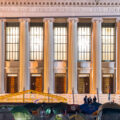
80, 102, 101, 114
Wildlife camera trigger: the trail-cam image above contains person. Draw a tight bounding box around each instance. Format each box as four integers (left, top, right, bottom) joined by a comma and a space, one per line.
83, 95, 88, 104
88, 96, 92, 104
93, 96, 97, 103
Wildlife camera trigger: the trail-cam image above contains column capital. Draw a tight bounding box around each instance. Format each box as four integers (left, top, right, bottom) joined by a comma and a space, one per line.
43, 18, 54, 22
116, 18, 120, 23
67, 18, 79, 23
92, 17, 103, 23
0, 19, 6, 22
19, 18, 30, 23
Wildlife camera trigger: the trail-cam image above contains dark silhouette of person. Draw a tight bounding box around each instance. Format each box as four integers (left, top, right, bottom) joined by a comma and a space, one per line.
93, 96, 97, 103
84, 95, 88, 104
88, 96, 92, 104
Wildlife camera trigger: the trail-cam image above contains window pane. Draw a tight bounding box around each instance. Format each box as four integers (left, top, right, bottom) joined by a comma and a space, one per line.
54, 24, 67, 60
102, 23, 115, 61
30, 23, 43, 60
6, 23, 19, 61
78, 24, 91, 61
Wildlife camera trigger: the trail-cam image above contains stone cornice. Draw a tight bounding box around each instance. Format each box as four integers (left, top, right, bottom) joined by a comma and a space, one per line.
0, 0, 120, 17
0, 0, 120, 7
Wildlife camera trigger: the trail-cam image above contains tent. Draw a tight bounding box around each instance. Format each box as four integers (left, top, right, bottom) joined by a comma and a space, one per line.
0, 108, 14, 120
11, 106, 32, 120
67, 104, 80, 114
24, 103, 41, 111
46, 103, 68, 115
96, 102, 120, 120
80, 102, 101, 114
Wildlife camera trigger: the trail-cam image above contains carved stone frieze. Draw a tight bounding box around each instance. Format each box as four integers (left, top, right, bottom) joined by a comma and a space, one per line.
0, 0, 120, 7
0, 0, 119, 17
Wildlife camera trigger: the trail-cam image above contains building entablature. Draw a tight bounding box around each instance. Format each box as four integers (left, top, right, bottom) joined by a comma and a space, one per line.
0, 0, 120, 17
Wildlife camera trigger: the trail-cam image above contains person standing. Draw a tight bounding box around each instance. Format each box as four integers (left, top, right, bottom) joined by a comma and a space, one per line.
84, 95, 88, 104
88, 96, 92, 104
93, 96, 97, 103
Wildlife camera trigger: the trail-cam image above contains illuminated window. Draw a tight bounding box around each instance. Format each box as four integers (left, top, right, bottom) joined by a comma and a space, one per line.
6, 23, 19, 61
54, 24, 67, 60
78, 23, 91, 61
30, 23, 43, 60
102, 23, 116, 61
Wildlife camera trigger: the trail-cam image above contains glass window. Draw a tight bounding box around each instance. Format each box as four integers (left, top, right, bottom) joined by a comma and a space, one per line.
102, 23, 116, 61
6, 23, 19, 61
30, 23, 43, 60
54, 24, 67, 60
78, 23, 91, 61
7, 74, 18, 93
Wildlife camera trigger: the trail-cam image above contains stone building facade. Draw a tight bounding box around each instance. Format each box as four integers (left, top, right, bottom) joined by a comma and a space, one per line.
0, 0, 120, 104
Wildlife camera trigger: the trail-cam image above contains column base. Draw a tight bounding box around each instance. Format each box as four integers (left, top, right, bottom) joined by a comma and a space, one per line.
0, 90, 5, 94
73, 89, 78, 94
98, 91, 102, 94
67, 89, 72, 94
67, 89, 78, 94
90, 90, 97, 94
49, 89, 54, 94
43, 89, 54, 94
116, 90, 120, 94
43, 90, 48, 94
19, 88, 24, 92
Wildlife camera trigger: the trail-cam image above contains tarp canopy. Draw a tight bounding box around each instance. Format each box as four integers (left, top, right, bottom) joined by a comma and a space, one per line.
11, 106, 32, 120
80, 102, 101, 114
97, 102, 120, 120
98, 102, 120, 113
24, 103, 41, 111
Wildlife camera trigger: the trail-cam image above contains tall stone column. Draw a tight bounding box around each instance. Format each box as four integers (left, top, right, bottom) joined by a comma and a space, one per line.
0, 19, 5, 93
43, 18, 54, 94
116, 18, 120, 94
68, 18, 78, 94
91, 18, 102, 94
19, 18, 30, 92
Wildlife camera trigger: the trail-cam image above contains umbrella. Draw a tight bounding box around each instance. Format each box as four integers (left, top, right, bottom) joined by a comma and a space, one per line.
50, 114, 69, 120
0, 108, 14, 120
69, 114, 86, 120
11, 106, 32, 120
80, 102, 101, 114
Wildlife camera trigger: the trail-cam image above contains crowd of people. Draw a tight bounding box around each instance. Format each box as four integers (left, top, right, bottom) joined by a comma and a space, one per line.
84, 96, 97, 104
